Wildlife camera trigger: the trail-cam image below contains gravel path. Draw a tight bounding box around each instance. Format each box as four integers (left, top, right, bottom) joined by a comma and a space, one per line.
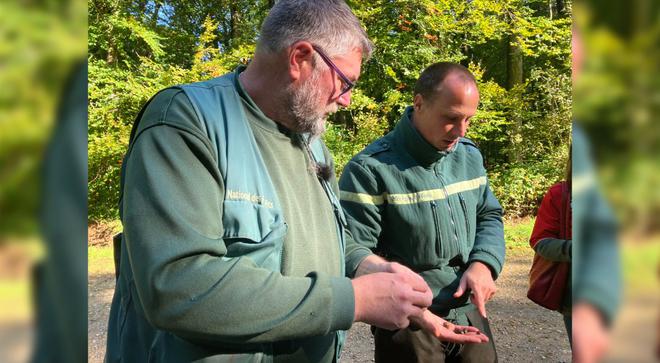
88, 252, 571, 362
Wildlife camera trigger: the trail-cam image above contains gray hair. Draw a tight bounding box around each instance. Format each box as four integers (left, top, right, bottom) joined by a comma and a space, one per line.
258, 0, 373, 60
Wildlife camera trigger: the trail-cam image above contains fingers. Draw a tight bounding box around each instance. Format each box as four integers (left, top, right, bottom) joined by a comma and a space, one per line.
470, 289, 488, 318
351, 272, 433, 330
415, 310, 490, 344
448, 333, 490, 344
454, 325, 481, 334
408, 288, 433, 308
388, 263, 429, 293
438, 324, 489, 344
453, 276, 467, 298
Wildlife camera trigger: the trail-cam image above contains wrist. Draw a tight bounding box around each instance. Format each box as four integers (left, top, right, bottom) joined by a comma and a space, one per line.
469, 260, 496, 279
350, 278, 364, 322
355, 254, 390, 276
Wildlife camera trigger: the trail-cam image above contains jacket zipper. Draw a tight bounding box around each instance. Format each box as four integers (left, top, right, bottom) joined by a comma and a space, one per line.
430, 201, 442, 256
435, 170, 459, 255
459, 194, 470, 239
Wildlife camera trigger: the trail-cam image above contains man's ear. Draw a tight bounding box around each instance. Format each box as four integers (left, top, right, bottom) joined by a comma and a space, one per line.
413, 94, 425, 111
288, 41, 315, 81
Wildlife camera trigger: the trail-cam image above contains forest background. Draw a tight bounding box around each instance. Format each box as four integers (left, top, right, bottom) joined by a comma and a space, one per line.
87, 0, 573, 222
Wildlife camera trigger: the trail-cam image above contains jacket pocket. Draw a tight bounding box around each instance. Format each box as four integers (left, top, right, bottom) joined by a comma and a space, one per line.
222, 199, 287, 270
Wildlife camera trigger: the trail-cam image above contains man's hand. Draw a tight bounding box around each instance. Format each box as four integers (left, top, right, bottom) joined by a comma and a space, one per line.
355, 255, 430, 296
352, 270, 432, 330
410, 309, 489, 344
573, 303, 610, 363
453, 261, 496, 318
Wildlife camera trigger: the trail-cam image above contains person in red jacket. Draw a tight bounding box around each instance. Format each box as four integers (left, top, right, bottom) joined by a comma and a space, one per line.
528, 157, 572, 343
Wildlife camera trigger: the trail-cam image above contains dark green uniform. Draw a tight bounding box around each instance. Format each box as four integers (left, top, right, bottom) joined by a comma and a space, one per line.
105, 68, 370, 363
339, 106, 505, 323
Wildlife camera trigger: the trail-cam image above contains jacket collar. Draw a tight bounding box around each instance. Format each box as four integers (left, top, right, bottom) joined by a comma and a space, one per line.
234, 66, 298, 139
394, 106, 453, 167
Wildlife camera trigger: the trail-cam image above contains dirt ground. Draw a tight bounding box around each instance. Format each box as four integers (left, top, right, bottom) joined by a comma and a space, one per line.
340, 252, 572, 363
89, 246, 572, 363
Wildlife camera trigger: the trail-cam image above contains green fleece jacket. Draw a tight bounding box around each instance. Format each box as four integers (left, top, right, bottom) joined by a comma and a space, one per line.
339, 107, 505, 321
572, 126, 620, 324
105, 68, 363, 363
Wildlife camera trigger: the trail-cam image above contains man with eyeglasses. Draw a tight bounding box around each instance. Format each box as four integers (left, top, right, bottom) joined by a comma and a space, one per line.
105, 1, 486, 363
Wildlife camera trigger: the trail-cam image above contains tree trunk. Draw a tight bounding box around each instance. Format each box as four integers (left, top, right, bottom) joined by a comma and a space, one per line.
506, 32, 524, 163
506, 34, 523, 90
229, 4, 238, 44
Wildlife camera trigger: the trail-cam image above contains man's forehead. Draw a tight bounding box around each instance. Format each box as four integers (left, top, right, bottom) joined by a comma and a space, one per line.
333, 49, 363, 80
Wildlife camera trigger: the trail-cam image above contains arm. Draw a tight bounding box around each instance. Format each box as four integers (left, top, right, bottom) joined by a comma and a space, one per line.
572, 125, 621, 362
338, 160, 385, 276
456, 179, 505, 318
534, 238, 572, 262
468, 181, 505, 279
530, 184, 572, 262
572, 125, 621, 325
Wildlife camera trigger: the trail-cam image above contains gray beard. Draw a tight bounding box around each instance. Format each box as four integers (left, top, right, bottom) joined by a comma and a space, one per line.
283, 70, 329, 138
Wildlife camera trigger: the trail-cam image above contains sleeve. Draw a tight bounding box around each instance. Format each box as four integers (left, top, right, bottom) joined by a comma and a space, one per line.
121, 92, 355, 345
572, 125, 621, 325
322, 146, 374, 278
534, 238, 572, 262
530, 186, 572, 262
468, 178, 506, 279
338, 160, 382, 276
573, 184, 621, 324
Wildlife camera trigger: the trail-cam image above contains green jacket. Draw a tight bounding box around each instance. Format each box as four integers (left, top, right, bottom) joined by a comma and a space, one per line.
571, 125, 620, 324
105, 68, 361, 363
339, 107, 505, 321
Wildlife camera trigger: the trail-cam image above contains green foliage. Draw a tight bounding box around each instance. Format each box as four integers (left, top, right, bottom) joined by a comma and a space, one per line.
88, 0, 572, 221
489, 157, 564, 218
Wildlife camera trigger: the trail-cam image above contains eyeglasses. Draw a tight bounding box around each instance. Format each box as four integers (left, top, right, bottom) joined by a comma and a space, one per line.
311, 45, 355, 97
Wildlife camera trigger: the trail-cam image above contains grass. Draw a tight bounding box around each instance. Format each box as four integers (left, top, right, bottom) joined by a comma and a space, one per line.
89, 245, 115, 276
621, 236, 660, 291
504, 217, 535, 256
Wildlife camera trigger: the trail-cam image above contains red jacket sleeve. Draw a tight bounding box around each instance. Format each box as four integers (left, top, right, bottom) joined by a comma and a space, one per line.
530, 183, 564, 248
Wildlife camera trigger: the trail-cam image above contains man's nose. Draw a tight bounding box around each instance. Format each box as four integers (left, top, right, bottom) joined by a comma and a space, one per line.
450, 119, 468, 138
336, 90, 351, 108
457, 119, 469, 137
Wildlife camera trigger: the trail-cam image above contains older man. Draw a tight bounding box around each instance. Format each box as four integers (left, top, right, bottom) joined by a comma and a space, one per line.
340, 62, 505, 362
104, 2, 486, 363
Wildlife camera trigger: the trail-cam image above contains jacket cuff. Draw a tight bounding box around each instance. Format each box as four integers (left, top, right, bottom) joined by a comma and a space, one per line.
330, 277, 356, 331
468, 250, 503, 279
344, 248, 373, 278
574, 285, 619, 326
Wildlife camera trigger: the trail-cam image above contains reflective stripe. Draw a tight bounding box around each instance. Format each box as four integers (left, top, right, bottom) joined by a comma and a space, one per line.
444, 176, 488, 196
340, 191, 386, 206
340, 176, 487, 206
